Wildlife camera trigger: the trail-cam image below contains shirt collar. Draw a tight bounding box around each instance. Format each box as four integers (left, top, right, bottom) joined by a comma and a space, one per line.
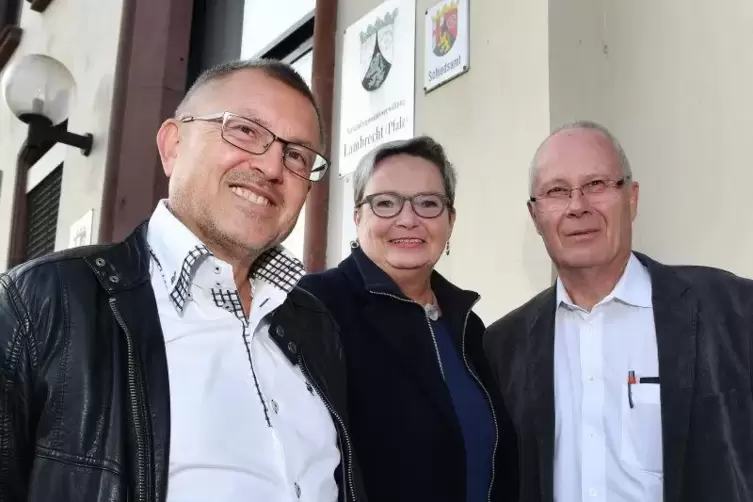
146, 200, 306, 313
556, 252, 652, 310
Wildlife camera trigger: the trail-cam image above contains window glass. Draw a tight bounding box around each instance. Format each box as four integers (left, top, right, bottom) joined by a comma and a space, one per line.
290, 49, 313, 87
241, 0, 314, 58
281, 49, 314, 262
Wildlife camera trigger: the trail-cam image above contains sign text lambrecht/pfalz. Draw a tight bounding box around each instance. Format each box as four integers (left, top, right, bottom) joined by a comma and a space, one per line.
337, 0, 416, 178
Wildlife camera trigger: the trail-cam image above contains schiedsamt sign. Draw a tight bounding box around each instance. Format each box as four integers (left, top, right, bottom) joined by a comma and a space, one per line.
337, 0, 416, 177
424, 0, 469, 92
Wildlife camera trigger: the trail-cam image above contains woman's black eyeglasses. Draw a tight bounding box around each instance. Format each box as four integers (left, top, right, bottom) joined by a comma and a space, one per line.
356, 191, 452, 219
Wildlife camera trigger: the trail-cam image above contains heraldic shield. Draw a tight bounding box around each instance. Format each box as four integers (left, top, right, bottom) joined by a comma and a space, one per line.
432, 1, 458, 57
360, 8, 398, 91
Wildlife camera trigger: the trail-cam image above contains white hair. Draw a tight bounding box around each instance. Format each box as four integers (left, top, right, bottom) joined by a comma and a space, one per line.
528, 120, 633, 196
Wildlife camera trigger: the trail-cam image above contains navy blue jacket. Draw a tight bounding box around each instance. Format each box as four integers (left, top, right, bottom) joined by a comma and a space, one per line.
299, 247, 519, 502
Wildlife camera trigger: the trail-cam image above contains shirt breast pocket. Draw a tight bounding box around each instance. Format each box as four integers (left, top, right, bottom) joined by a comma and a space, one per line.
620, 382, 663, 476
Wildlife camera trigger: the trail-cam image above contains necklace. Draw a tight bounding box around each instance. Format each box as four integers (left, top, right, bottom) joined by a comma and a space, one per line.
423, 292, 440, 321
424, 302, 440, 321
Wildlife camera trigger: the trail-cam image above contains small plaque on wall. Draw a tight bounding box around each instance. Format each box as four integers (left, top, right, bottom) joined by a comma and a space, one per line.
424, 0, 470, 93
68, 209, 93, 248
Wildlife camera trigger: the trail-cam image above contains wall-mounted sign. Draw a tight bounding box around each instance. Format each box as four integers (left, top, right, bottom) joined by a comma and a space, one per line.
68, 209, 93, 248
424, 0, 469, 92
337, 0, 416, 177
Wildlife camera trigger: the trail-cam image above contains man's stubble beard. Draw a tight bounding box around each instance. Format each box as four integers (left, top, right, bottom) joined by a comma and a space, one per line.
197, 199, 303, 265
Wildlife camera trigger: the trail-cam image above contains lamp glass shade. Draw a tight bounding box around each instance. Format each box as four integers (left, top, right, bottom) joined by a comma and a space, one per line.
1, 54, 76, 125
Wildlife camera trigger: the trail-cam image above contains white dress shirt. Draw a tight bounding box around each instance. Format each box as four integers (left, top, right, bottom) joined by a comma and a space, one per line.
147, 201, 340, 502
554, 253, 664, 502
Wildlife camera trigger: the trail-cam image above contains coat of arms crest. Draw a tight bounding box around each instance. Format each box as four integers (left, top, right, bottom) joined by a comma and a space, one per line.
360, 8, 398, 91
432, 1, 458, 57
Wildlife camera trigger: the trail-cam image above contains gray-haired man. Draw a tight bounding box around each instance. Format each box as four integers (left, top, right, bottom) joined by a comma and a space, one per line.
485, 120, 753, 502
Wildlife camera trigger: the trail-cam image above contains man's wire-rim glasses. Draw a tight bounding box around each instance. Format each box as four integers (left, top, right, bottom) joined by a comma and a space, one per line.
529, 176, 631, 211
178, 111, 330, 182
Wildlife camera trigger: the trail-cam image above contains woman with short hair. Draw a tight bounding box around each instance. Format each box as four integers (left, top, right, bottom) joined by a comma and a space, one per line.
299, 136, 518, 502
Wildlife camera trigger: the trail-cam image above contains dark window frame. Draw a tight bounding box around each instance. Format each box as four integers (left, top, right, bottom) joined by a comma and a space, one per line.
8, 121, 68, 267
0, 0, 21, 25
26, 0, 55, 13
24, 162, 63, 260
185, 4, 315, 89
0, 0, 23, 72
258, 10, 314, 62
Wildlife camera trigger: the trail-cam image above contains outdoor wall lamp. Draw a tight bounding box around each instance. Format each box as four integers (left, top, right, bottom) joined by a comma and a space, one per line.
1, 54, 93, 156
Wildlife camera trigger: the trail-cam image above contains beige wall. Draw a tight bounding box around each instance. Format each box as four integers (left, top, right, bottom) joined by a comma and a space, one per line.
328, 0, 555, 324
329, 0, 753, 324
606, 0, 753, 277
0, 0, 125, 269
550, 0, 753, 278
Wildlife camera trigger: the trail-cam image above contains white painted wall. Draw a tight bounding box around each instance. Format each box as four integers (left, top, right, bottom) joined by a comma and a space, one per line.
0, 0, 125, 269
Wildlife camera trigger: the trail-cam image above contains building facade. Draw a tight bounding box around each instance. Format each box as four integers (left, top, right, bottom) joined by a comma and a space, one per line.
1, 0, 751, 323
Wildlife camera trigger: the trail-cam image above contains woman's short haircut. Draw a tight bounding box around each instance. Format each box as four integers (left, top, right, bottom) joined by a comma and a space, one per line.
352, 136, 458, 211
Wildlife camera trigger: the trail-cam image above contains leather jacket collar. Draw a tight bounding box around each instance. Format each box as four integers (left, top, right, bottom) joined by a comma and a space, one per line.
84, 221, 152, 293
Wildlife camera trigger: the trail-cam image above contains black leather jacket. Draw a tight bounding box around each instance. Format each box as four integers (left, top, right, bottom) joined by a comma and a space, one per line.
0, 222, 365, 502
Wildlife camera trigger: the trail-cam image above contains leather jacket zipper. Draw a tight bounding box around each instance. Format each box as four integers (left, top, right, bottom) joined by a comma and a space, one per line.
459, 299, 499, 502
368, 290, 445, 379
110, 298, 152, 502
299, 356, 357, 502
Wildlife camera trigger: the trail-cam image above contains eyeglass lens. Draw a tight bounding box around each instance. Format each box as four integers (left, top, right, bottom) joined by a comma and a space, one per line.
222, 115, 327, 181
369, 193, 446, 218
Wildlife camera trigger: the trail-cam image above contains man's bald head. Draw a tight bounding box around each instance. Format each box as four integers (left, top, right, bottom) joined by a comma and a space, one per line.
529, 120, 632, 196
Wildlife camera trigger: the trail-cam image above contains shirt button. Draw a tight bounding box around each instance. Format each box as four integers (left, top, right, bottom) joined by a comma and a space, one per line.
294, 482, 301, 498
587, 375, 594, 382
590, 488, 597, 496
271, 399, 279, 414
214, 265, 221, 274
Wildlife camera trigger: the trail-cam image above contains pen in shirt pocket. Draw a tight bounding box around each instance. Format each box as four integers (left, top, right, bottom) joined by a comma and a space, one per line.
627, 370, 660, 409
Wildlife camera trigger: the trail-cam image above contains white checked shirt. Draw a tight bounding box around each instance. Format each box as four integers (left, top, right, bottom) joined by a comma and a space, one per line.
147, 201, 340, 502
554, 253, 664, 502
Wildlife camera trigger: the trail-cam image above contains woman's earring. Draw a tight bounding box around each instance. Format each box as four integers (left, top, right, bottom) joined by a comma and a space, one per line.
350, 240, 360, 249
445, 241, 450, 256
